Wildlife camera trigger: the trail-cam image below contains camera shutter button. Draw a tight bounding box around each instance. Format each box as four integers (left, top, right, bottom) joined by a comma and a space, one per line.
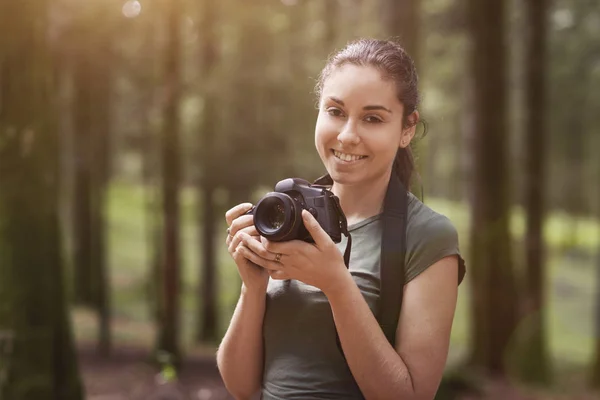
308, 207, 318, 217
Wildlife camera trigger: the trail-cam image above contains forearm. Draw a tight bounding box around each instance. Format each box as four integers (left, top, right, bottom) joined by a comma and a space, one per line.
325, 273, 418, 400
216, 284, 266, 399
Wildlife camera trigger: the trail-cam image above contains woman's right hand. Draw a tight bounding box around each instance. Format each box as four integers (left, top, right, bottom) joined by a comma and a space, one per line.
225, 203, 270, 292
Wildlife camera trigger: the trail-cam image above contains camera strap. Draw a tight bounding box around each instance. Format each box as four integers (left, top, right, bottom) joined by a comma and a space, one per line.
331, 195, 352, 268
314, 167, 408, 349
312, 175, 352, 269
379, 167, 408, 348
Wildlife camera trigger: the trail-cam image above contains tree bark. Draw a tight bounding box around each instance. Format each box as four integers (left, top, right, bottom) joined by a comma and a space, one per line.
380, 0, 420, 62
156, 0, 183, 363
72, 57, 95, 307
520, 0, 550, 384
466, 0, 519, 375
196, 0, 220, 344
0, 1, 83, 398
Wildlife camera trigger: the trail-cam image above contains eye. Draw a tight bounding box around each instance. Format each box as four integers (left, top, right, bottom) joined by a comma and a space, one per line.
365, 115, 383, 124
326, 107, 344, 117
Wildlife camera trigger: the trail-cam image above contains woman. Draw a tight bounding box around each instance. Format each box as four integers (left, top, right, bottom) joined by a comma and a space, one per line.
217, 38, 466, 400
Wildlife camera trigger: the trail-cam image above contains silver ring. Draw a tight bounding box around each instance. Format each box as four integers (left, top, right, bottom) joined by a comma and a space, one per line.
274, 253, 282, 263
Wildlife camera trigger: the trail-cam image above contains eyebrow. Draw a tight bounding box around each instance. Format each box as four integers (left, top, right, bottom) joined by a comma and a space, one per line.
328, 96, 393, 114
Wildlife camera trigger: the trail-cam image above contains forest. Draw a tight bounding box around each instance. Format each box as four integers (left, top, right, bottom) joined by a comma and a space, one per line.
1, 0, 599, 399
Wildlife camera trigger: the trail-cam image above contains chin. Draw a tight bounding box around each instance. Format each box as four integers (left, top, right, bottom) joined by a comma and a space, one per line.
327, 169, 363, 186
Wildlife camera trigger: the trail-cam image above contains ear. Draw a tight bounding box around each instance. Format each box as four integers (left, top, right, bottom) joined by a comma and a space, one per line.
399, 110, 419, 149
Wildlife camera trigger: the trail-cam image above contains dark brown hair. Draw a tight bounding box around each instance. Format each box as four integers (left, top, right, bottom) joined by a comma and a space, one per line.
315, 38, 421, 190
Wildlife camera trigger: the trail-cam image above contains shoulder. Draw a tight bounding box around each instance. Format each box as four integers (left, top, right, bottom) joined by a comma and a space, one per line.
406, 193, 458, 247
404, 193, 465, 284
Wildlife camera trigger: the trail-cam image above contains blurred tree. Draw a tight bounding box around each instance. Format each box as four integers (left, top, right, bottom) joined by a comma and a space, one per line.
380, 0, 424, 197
196, 0, 221, 344
519, 0, 551, 384
466, 0, 519, 375
69, 2, 116, 356
218, 0, 292, 202
380, 0, 420, 62
0, 0, 83, 398
136, 0, 166, 332
156, 0, 183, 363
324, 0, 340, 49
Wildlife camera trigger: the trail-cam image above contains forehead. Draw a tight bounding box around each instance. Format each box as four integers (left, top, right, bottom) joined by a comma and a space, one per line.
321, 64, 399, 105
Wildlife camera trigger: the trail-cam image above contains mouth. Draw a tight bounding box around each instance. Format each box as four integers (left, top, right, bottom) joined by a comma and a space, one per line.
331, 149, 368, 162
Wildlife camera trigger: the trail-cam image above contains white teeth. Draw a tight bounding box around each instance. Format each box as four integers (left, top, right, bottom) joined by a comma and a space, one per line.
333, 150, 366, 162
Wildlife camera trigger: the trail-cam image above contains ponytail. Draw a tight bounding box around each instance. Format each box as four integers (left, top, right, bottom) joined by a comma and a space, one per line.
393, 147, 415, 191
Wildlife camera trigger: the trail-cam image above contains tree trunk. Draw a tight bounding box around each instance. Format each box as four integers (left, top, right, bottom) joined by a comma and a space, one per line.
156, 0, 183, 363
380, 0, 424, 197
72, 57, 95, 307
467, 0, 519, 376
519, 0, 550, 384
71, 16, 113, 354
380, 0, 420, 62
90, 50, 112, 357
196, 0, 220, 344
323, 0, 339, 50
0, 1, 83, 398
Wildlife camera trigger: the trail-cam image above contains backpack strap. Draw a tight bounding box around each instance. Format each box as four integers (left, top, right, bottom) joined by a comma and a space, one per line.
379, 169, 408, 348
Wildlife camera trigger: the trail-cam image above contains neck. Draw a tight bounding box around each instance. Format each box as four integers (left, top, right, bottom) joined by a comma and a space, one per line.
331, 169, 393, 226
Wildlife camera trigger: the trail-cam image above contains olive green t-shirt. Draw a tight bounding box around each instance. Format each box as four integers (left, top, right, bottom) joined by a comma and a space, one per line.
260, 192, 466, 399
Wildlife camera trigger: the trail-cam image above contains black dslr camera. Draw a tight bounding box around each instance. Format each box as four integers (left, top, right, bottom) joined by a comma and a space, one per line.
247, 178, 346, 243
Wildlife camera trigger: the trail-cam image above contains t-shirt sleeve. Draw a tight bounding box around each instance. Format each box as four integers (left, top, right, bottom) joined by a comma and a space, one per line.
404, 213, 466, 285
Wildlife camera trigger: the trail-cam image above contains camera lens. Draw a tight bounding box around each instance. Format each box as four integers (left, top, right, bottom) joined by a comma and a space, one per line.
253, 193, 299, 241
265, 202, 285, 230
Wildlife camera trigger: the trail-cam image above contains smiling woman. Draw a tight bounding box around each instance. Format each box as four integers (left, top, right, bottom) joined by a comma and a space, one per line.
217, 38, 466, 400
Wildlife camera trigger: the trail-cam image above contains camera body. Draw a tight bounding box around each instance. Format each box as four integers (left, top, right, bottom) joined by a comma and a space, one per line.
248, 178, 345, 243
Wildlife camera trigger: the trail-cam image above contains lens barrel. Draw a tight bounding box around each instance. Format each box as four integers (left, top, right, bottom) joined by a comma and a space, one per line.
253, 193, 300, 241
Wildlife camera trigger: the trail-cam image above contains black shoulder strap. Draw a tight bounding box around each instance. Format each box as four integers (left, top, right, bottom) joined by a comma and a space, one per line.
314, 170, 408, 349
379, 169, 408, 348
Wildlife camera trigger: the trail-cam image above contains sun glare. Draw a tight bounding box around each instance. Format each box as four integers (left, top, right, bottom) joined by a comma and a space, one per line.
122, 0, 142, 19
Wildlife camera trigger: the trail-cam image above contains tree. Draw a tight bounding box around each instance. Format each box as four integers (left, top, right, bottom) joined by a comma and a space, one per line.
156, 0, 183, 362
520, 0, 551, 384
196, 0, 221, 343
466, 0, 519, 375
0, 0, 83, 398
69, 3, 115, 354
380, 0, 420, 61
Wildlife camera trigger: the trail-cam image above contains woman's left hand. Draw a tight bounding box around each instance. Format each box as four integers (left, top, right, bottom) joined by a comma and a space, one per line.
236, 209, 350, 295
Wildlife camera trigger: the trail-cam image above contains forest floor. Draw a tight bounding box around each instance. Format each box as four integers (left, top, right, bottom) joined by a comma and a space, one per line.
79, 343, 233, 400
78, 342, 600, 400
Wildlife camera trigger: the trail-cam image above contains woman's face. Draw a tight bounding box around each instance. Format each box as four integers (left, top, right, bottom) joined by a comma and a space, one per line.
315, 64, 413, 188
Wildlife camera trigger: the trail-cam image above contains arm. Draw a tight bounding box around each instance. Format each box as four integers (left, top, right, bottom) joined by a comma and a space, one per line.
216, 284, 266, 400
325, 255, 459, 400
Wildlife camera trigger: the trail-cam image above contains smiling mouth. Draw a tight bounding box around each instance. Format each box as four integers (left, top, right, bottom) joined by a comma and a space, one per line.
332, 149, 368, 162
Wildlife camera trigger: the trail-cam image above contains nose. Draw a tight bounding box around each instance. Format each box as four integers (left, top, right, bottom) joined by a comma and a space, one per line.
337, 120, 360, 145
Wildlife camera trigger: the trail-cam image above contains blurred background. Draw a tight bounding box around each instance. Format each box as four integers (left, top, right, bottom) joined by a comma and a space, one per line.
1, 0, 599, 399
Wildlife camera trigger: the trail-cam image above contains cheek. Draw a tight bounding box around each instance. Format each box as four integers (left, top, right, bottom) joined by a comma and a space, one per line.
314, 114, 335, 148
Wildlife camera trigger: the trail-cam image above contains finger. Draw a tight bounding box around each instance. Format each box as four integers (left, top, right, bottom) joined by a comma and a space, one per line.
260, 236, 293, 255
269, 270, 290, 280
228, 230, 245, 254
232, 245, 262, 269
237, 245, 284, 271
301, 209, 331, 249
229, 215, 257, 238
226, 224, 258, 247
242, 233, 281, 261
225, 203, 254, 226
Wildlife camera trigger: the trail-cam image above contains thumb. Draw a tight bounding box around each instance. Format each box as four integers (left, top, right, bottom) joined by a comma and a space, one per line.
302, 209, 330, 248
